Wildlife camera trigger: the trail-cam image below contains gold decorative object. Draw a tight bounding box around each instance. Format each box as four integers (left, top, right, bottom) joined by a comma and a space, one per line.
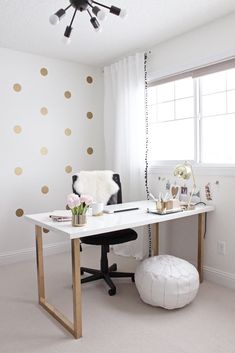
40, 147, 48, 155
13, 83, 22, 92
156, 199, 180, 213
174, 161, 196, 210
40, 107, 48, 116
87, 147, 93, 155
171, 186, 179, 198
86, 76, 93, 84
65, 128, 72, 136
64, 91, 72, 99
14, 167, 23, 176
65, 165, 72, 173
16, 208, 24, 217
40, 68, 48, 76
13, 125, 22, 134
41, 186, 49, 194
87, 112, 93, 119
72, 214, 87, 227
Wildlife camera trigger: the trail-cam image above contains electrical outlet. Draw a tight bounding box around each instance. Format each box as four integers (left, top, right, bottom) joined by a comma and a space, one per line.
217, 241, 226, 255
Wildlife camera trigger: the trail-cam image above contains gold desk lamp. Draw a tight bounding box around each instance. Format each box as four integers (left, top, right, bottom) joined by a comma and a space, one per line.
174, 161, 196, 210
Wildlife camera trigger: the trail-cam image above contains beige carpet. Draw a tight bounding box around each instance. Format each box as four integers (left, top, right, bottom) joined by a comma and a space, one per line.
1, 247, 235, 353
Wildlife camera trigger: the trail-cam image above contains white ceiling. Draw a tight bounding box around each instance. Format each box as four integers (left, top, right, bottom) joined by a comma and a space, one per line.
1, 0, 235, 67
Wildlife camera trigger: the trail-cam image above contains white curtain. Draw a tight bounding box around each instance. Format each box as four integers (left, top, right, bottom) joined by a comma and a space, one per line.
104, 53, 149, 259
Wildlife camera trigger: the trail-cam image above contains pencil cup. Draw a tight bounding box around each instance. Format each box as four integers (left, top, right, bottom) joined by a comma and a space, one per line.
156, 200, 166, 213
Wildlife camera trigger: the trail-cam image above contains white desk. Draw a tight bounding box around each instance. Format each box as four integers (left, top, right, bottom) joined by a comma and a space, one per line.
25, 200, 214, 339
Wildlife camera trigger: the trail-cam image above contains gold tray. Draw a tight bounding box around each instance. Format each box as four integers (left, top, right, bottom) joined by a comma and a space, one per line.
147, 208, 183, 215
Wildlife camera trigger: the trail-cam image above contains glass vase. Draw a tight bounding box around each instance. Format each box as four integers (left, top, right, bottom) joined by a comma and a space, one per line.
72, 214, 87, 227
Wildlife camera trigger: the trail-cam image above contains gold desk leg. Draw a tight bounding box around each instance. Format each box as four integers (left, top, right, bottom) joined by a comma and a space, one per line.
36, 225, 45, 301
71, 238, 82, 339
198, 213, 205, 283
35, 226, 82, 339
151, 223, 159, 256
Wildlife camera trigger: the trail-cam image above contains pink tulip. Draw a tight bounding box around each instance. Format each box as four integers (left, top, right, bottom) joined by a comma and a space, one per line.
80, 194, 93, 205
67, 193, 80, 208
67, 193, 92, 215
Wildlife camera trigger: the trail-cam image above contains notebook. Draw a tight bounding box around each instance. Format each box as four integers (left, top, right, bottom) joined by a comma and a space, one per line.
49, 210, 72, 222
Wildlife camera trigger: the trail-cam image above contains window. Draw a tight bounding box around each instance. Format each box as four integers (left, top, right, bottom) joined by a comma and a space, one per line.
148, 66, 235, 165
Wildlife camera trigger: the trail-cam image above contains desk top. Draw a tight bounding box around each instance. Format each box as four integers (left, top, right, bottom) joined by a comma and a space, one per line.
25, 201, 214, 239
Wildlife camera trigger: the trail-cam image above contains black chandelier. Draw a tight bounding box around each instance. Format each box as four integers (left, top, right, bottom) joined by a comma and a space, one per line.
49, 0, 126, 44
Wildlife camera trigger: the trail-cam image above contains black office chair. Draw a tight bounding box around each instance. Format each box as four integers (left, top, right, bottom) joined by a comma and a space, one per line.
72, 173, 137, 296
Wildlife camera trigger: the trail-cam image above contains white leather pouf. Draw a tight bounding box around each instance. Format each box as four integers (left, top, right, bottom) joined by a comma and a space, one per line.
135, 255, 199, 309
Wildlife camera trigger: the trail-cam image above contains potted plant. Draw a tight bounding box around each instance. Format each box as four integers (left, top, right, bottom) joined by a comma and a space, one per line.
67, 193, 93, 226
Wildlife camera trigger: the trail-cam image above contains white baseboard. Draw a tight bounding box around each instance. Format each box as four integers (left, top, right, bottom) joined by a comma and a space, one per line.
204, 265, 235, 290
179, 258, 235, 290
0, 241, 70, 265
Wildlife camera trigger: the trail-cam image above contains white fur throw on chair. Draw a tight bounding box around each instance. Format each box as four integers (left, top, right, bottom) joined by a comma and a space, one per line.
73, 170, 119, 205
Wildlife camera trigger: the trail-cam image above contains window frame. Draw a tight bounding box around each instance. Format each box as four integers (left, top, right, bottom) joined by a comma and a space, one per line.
148, 61, 235, 175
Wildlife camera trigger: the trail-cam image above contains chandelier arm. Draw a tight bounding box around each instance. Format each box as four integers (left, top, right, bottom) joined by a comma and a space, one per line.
87, 9, 92, 18
69, 8, 78, 27
64, 4, 73, 11
85, 0, 93, 8
87, 8, 100, 29
92, 1, 110, 10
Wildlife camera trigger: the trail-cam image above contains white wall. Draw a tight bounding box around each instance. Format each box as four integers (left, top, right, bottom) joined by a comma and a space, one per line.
0, 48, 104, 264
148, 12, 235, 289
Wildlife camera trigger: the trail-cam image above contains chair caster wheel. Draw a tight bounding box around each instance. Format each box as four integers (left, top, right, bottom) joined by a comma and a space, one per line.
113, 264, 117, 271
108, 288, 116, 296
131, 275, 135, 282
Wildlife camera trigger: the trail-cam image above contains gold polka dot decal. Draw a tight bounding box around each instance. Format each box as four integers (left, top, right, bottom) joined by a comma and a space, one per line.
43, 228, 50, 233
40, 107, 48, 116
87, 112, 93, 119
16, 208, 24, 217
13, 125, 22, 134
87, 147, 94, 155
64, 128, 72, 136
40, 147, 48, 156
86, 76, 93, 84
14, 167, 23, 176
13, 83, 22, 92
41, 185, 49, 194
65, 165, 72, 174
64, 91, 72, 99
40, 67, 48, 77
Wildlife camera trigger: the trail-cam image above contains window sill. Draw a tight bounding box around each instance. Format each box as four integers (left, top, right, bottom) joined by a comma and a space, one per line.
149, 163, 235, 176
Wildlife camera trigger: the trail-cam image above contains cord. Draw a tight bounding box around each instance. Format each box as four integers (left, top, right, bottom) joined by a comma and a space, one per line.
194, 202, 207, 238
194, 201, 207, 206
144, 52, 152, 256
